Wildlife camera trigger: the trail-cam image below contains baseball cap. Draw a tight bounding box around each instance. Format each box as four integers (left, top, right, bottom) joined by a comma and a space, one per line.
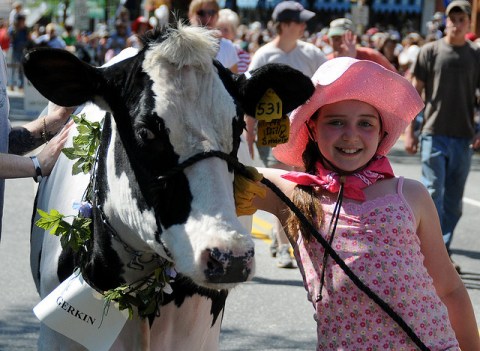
328, 18, 354, 37
445, 0, 471, 16
272, 1, 316, 23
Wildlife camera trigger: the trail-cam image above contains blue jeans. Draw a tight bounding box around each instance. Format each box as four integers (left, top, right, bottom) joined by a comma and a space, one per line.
9, 50, 24, 89
420, 135, 473, 251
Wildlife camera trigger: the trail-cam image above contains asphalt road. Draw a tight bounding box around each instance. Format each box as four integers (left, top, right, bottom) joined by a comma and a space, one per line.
0, 140, 479, 350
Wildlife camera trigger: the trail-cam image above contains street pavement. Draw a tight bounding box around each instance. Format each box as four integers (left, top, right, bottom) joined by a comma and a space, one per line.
0, 133, 479, 350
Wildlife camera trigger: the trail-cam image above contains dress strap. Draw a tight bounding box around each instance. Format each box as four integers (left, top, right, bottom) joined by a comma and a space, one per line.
396, 176, 404, 195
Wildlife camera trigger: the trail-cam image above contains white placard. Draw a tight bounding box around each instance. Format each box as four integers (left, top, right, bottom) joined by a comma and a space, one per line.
33, 271, 129, 351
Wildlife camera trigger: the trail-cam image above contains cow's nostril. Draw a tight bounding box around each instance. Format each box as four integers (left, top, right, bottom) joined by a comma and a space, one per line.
207, 253, 225, 273
204, 247, 254, 284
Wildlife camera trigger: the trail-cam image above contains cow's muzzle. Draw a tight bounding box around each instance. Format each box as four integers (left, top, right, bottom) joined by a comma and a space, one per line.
204, 247, 254, 283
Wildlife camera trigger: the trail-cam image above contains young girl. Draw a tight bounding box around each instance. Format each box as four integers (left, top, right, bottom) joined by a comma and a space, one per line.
244, 57, 480, 350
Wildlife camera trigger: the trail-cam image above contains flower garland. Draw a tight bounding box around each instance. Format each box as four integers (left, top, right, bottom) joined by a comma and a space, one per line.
35, 113, 175, 319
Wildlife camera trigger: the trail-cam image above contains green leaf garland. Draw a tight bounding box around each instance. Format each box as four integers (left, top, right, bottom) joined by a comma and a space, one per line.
62, 113, 103, 175
35, 114, 174, 319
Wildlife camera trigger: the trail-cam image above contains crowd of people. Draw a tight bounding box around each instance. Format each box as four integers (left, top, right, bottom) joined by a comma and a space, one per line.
2, 0, 480, 88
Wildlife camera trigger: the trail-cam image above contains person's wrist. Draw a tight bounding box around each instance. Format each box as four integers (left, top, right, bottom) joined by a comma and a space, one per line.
30, 155, 43, 183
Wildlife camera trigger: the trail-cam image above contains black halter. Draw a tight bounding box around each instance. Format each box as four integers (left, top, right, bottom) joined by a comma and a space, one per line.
156, 150, 245, 181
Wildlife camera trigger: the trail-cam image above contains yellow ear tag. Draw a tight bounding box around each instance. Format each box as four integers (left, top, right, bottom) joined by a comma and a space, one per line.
255, 88, 282, 122
255, 89, 289, 147
257, 115, 290, 147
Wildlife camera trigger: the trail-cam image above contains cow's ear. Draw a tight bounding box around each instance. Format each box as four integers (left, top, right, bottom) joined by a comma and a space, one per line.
23, 48, 101, 107
235, 64, 315, 117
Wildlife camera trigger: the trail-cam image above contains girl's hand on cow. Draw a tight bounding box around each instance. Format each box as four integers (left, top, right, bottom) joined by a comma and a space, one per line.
36, 120, 74, 176
234, 166, 266, 216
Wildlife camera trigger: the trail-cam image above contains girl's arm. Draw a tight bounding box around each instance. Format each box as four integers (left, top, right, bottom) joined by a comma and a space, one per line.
252, 167, 296, 223
404, 178, 480, 350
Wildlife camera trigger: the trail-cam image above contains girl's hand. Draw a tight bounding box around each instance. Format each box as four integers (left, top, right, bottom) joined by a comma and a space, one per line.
36, 120, 74, 176
234, 166, 266, 216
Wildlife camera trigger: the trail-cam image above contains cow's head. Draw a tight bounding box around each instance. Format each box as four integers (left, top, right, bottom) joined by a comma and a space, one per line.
23, 24, 314, 290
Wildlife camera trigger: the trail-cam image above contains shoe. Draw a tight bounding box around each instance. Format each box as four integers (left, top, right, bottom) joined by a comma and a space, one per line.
269, 232, 278, 257
277, 244, 294, 268
270, 243, 277, 257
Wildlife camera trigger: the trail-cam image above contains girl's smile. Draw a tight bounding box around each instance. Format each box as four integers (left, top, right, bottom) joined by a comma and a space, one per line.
312, 100, 382, 172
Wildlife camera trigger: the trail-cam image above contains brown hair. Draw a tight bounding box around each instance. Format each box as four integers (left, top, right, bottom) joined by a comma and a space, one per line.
274, 20, 297, 35
285, 138, 325, 242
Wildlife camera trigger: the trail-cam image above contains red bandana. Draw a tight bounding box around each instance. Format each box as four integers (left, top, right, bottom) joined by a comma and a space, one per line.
281, 155, 395, 201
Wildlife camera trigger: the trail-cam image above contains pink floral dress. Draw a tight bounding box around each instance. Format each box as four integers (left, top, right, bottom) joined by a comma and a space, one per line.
294, 177, 459, 350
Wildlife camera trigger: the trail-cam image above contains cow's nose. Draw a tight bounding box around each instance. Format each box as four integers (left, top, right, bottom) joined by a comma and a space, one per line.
204, 247, 254, 283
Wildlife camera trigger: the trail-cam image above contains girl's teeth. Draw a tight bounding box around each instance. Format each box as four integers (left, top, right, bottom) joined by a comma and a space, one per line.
342, 149, 357, 154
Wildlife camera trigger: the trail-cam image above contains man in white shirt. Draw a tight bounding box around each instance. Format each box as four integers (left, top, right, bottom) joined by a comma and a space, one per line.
248, 1, 326, 78
246, 1, 327, 268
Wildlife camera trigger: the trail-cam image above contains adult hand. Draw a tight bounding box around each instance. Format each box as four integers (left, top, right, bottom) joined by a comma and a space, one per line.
46, 103, 76, 135
36, 119, 74, 176
472, 131, 480, 151
404, 132, 419, 154
339, 30, 357, 58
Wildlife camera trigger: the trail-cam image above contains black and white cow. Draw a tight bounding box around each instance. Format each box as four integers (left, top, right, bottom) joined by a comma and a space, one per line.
24, 23, 314, 350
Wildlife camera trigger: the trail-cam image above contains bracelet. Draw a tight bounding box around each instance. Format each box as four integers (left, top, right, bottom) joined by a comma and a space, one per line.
41, 116, 48, 144
30, 156, 43, 183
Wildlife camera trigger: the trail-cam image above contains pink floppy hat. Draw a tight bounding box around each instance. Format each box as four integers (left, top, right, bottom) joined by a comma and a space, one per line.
273, 57, 424, 168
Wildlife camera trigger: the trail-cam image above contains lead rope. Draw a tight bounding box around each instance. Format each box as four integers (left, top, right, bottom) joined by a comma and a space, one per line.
316, 175, 345, 302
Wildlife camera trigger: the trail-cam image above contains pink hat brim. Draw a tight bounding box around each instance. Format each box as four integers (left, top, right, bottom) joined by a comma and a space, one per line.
273, 57, 424, 168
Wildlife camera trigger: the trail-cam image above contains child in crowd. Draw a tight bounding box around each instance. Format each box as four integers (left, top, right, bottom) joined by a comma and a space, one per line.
238, 57, 480, 349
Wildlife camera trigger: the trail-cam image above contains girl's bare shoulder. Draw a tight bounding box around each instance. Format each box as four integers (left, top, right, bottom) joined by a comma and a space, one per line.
401, 177, 435, 218
401, 177, 430, 200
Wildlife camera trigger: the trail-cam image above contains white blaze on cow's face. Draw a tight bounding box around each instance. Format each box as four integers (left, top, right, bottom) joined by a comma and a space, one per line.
142, 30, 237, 158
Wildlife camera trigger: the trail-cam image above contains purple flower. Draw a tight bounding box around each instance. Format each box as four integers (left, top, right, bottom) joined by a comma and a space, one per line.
73, 201, 93, 218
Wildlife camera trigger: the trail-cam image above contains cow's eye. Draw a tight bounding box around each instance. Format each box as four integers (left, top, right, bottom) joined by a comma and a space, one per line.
138, 127, 155, 141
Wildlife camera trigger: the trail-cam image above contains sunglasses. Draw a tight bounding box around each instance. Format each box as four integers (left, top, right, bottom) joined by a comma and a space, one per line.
196, 9, 218, 17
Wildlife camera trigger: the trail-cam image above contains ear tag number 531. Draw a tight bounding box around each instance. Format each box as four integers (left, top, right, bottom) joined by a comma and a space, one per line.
255, 89, 290, 147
